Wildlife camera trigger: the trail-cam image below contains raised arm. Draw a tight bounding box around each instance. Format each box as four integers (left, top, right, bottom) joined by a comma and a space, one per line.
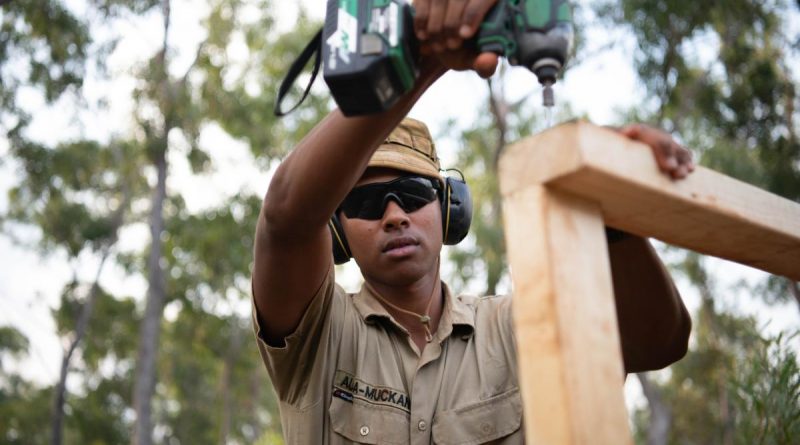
252, 61, 447, 344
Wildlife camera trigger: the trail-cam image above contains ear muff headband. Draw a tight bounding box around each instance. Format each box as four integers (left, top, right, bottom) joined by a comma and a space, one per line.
329, 217, 352, 265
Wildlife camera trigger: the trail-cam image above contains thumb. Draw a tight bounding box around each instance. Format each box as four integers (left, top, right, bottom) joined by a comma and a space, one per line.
473, 52, 499, 78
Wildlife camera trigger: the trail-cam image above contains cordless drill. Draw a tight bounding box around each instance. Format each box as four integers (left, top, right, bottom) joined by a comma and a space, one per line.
322, 0, 574, 116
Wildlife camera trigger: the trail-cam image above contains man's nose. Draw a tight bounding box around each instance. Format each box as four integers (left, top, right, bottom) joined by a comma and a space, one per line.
381, 200, 410, 230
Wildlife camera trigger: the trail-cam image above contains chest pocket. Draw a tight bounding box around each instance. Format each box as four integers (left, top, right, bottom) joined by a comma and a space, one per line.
329, 396, 410, 444
431, 388, 523, 445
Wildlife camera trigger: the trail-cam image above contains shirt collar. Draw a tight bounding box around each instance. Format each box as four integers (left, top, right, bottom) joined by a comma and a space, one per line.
352, 281, 476, 337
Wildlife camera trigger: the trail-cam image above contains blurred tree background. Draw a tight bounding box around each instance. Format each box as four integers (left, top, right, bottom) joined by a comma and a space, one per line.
1, 1, 798, 445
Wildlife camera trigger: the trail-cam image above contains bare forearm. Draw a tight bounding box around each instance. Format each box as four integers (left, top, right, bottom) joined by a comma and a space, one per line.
608, 234, 691, 372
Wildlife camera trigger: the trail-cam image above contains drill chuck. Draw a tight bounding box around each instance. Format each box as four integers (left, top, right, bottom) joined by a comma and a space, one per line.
477, 0, 574, 108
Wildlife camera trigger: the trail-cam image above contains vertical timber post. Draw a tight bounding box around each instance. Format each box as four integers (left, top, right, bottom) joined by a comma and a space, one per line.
498, 121, 800, 444
501, 185, 633, 445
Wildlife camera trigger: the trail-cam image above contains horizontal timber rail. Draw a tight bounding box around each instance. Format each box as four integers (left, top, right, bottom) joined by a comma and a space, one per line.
498, 121, 800, 444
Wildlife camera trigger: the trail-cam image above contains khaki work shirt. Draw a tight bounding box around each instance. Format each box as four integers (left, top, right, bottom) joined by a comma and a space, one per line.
253, 264, 523, 444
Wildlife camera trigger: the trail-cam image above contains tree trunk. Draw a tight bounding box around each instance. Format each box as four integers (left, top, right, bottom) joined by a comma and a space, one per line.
219, 316, 242, 445
51, 254, 108, 445
719, 378, 734, 445
132, 1, 171, 443
637, 372, 672, 445
52, 174, 128, 445
133, 145, 168, 445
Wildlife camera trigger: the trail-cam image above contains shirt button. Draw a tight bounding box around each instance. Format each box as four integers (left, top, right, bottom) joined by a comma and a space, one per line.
360, 425, 369, 436
418, 420, 427, 431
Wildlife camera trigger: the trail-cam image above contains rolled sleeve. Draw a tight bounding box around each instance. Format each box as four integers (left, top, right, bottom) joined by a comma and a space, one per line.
252, 262, 345, 407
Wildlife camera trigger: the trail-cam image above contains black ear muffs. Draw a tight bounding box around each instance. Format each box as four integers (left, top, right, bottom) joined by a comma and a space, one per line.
329, 174, 473, 264
441, 175, 472, 245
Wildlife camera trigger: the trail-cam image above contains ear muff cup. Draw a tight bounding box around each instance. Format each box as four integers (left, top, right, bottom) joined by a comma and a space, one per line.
441, 176, 472, 245
329, 175, 473, 264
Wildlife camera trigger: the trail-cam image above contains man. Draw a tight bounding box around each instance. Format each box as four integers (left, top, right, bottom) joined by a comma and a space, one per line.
252, 3, 693, 442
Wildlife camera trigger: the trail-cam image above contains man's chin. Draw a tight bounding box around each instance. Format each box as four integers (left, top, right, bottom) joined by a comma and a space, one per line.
363, 263, 431, 287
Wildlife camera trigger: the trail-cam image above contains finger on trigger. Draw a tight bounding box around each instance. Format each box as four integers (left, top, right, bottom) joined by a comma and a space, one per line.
425, 0, 446, 41
444, 0, 468, 46
462, 0, 497, 38
414, 0, 430, 39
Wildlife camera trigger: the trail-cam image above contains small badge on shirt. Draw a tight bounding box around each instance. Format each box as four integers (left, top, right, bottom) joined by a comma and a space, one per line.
333, 370, 411, 413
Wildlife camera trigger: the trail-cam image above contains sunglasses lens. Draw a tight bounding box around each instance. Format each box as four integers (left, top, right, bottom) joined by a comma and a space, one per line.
340, 176, 439, 220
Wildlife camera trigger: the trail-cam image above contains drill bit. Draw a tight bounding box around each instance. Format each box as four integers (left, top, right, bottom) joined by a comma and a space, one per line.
542, 79, 555, 127
542, 79, 555, 108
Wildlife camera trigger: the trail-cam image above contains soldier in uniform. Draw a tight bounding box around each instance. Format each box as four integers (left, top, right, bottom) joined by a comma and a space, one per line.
252, 1, 694, 442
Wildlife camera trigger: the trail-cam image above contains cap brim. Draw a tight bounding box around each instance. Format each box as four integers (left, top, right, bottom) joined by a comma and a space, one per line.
369, 145, 444, 186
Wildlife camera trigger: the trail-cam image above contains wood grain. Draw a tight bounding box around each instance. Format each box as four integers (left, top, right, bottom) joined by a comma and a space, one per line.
501, 186, 632, 445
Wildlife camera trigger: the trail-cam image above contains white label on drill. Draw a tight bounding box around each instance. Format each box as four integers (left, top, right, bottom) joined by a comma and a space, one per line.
388, 3, 398, 46
368, 4, 398, 47
326, 7, 358, 66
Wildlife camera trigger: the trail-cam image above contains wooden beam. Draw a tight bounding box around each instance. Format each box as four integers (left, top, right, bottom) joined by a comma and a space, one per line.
499, 122, 800, 443
502, 185, 632, 445
500, 121, 800, 280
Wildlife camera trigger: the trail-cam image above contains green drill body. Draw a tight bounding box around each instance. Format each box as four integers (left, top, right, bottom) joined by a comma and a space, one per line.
320, 0, 574, 116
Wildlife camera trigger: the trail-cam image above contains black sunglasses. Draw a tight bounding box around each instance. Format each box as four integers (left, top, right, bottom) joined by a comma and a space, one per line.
339, 176, 441, 220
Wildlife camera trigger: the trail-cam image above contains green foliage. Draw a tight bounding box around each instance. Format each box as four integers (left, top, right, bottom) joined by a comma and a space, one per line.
158, 309, 280, 443
600, 3, 800, 440
196, 0, 329, 160
53, 282, 139, 368
730, 333, 800, 444
602, 0, 800, 202
164, 194, 261, 302
634, 321, 800, 445
2, 0, 321, 442
88, 0, 161, 16
0, 326, 28, 358
0, 0, 90, 111
631, 251, 800, 444
0, 381, 53, 445
5, 138, 145, 256
64, 375, 133, 445
156, 195, 282, 441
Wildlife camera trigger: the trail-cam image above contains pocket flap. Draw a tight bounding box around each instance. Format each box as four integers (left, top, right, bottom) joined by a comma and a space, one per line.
432, 388, 522, 445
329, 396, 410, 444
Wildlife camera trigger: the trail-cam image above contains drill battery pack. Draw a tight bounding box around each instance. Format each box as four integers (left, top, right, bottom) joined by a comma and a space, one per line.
322, 0, 418, 116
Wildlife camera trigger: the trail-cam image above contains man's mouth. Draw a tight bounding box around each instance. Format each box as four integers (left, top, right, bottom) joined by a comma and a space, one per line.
382, 236, 419, 253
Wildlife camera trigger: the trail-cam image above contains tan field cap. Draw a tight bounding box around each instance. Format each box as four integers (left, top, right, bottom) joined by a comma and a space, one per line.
368, 117, 443, 184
